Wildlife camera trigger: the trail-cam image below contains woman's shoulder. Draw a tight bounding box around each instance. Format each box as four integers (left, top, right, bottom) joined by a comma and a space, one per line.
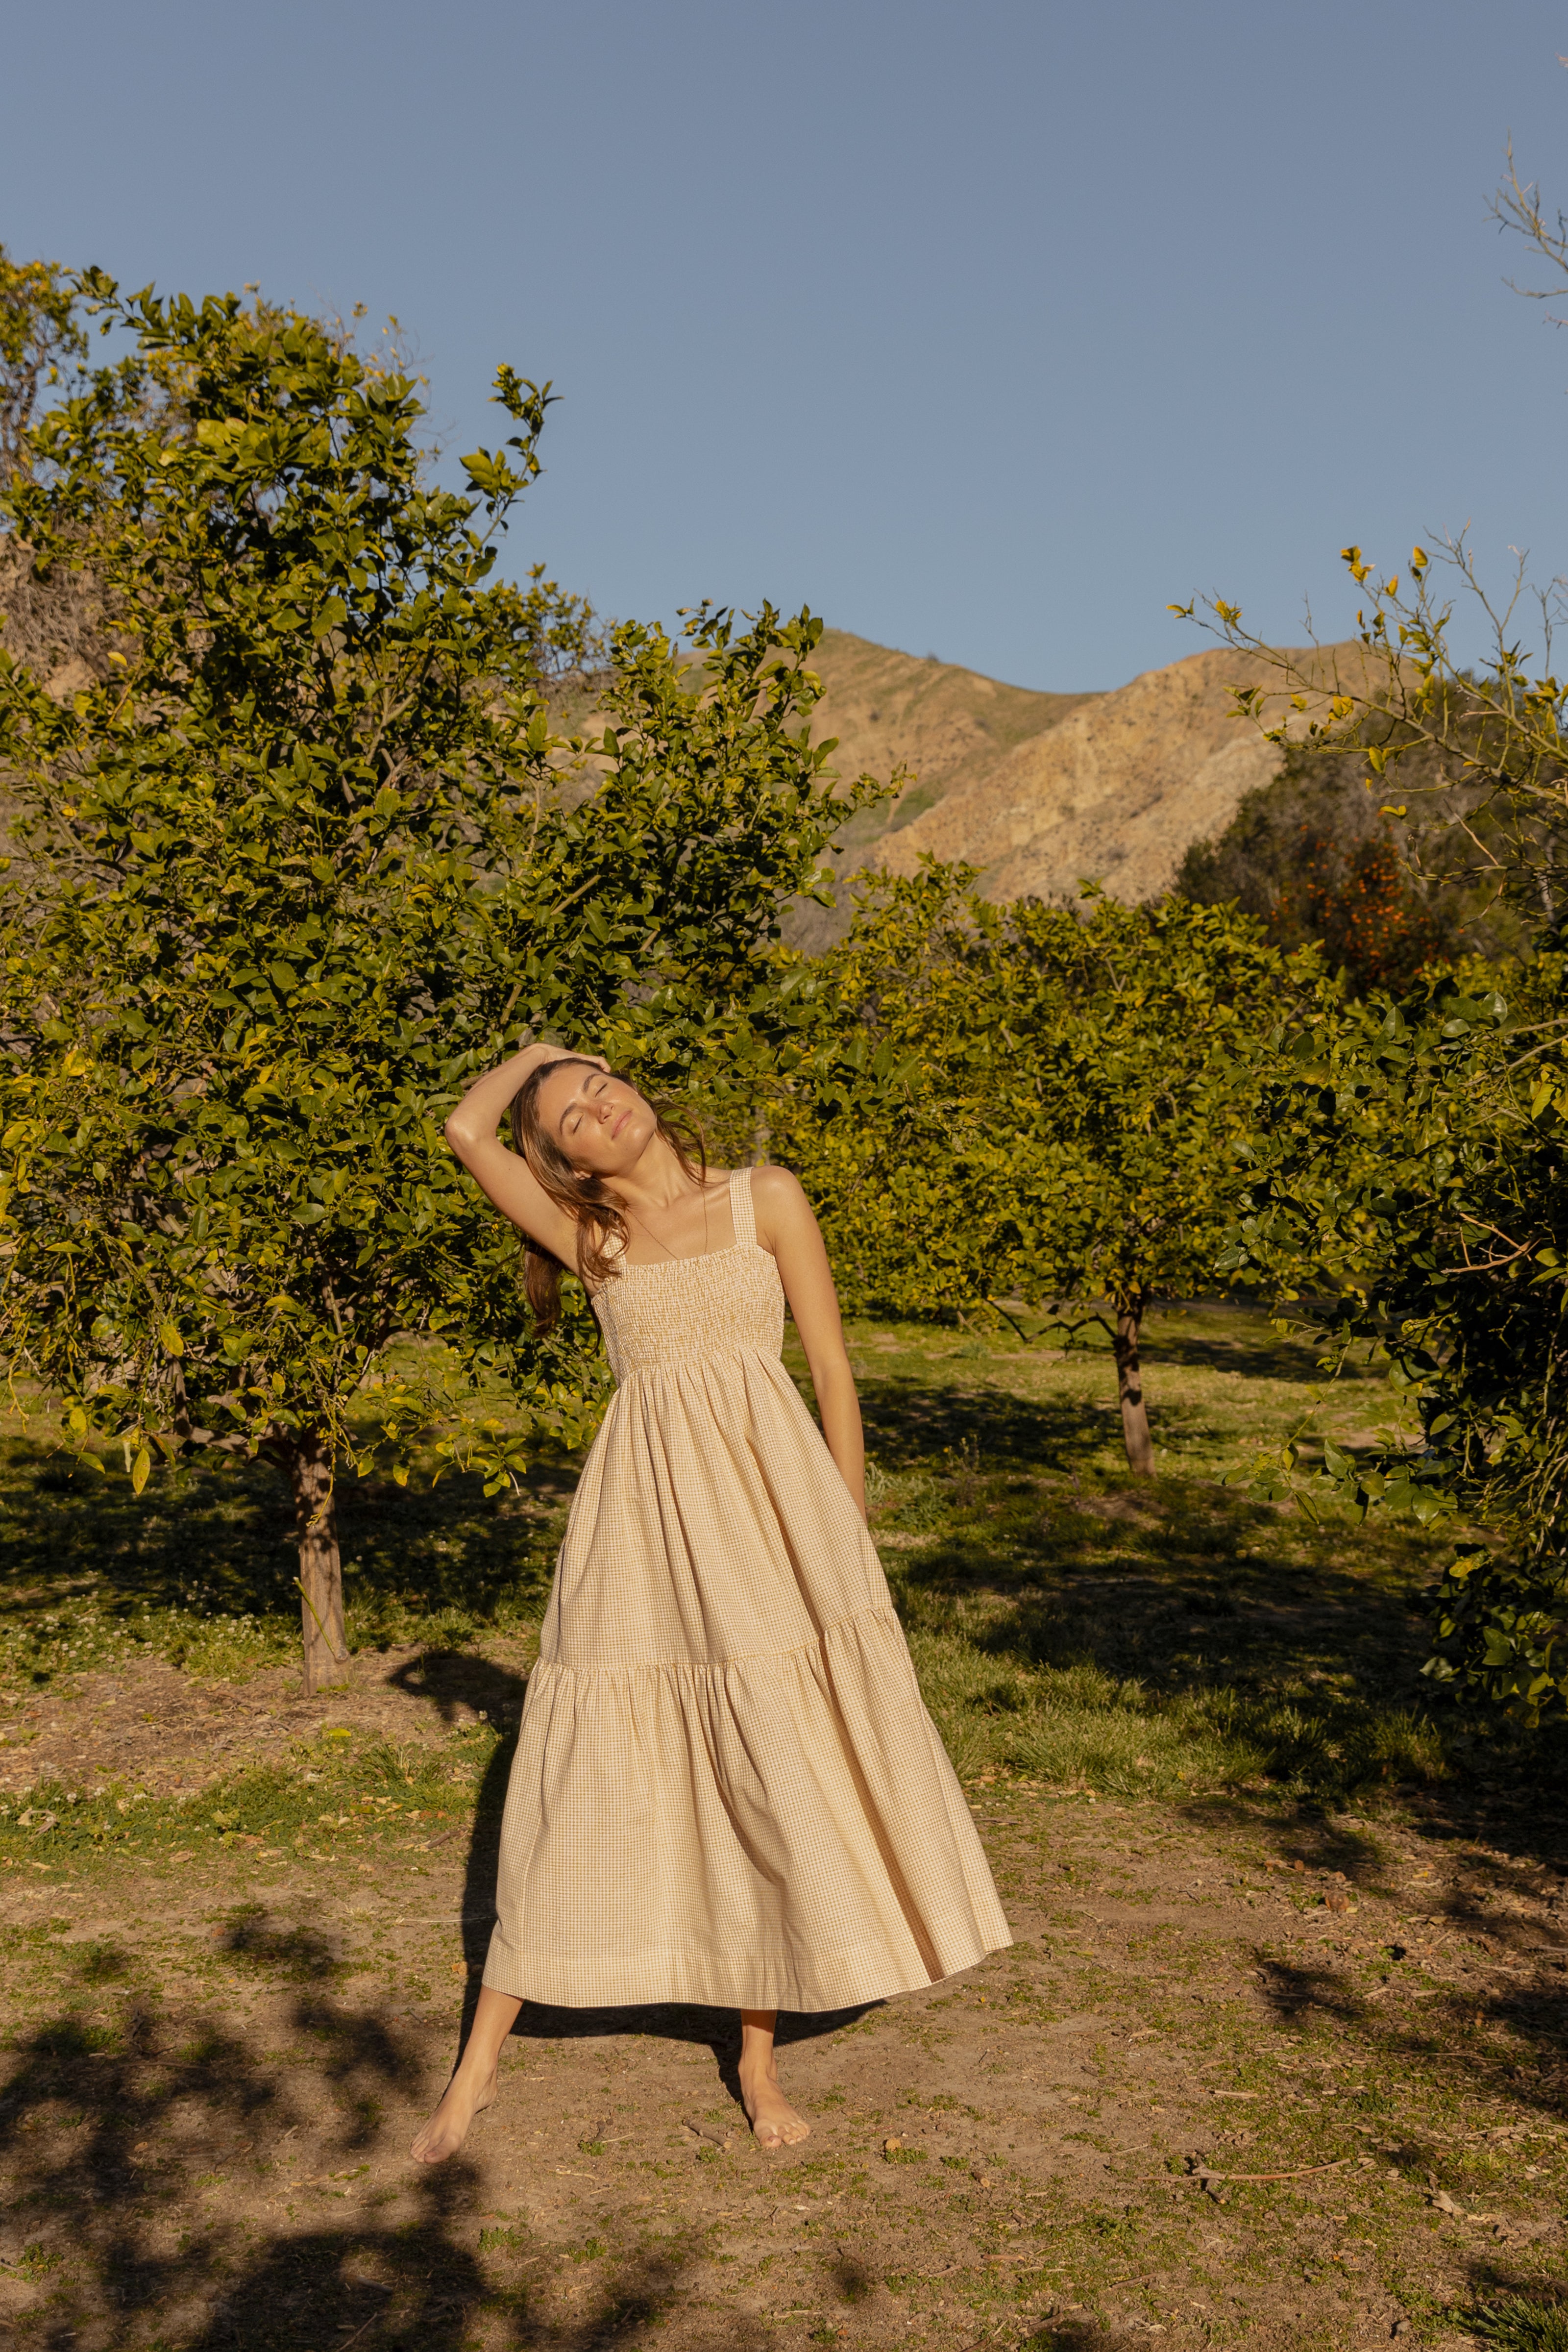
744, 1161, 806, 1202
744, 1163, 814, 1232
697, 1164, 805, 1204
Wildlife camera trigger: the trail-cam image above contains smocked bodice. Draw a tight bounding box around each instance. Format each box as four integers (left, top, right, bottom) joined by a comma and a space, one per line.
590, 1166, 785, 1383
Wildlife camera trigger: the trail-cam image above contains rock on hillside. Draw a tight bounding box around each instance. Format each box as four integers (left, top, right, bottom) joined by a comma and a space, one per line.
871, 641, 1368, 909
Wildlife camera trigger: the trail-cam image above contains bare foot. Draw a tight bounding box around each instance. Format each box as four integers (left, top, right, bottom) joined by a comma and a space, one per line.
739, 2064, 810, 2149
410, 2065, 496, 2165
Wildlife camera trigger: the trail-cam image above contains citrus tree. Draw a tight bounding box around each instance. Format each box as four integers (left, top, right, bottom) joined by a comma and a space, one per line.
0, 273, 885, 1687
1176, 144, 1568, 1722
0, 246, 86, 490
1214, 961, 1568, 1723
751, 864, 1329, 1473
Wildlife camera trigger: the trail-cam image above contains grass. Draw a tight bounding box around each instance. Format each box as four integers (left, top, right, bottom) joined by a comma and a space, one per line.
845, 1301, 1554, 1811
0, 1724, 493, 1884
1472, 2297, 1568, 2350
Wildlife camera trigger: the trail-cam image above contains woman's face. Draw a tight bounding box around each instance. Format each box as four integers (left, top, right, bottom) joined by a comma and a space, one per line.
535, 1062, 659, 1176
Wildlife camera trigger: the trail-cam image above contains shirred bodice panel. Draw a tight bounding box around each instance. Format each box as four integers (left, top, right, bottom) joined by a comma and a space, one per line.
591, 1167, 785, 1382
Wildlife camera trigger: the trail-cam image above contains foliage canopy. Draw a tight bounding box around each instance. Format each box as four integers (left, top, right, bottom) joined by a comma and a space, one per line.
0, 272, 886, 1683
746, 866, 1330, 1471
1181, 144, 1568, 1724
1217, 965, 1568, 1722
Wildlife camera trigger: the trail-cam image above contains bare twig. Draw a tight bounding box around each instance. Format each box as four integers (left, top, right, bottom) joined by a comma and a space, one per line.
1190, 2154, 1357, 2185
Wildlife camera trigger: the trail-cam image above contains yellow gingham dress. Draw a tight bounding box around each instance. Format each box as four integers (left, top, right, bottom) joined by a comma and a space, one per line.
482, 1166, 1011, 2012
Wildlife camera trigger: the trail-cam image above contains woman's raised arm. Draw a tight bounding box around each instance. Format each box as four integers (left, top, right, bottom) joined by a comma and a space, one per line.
444, 1043, 602, 1262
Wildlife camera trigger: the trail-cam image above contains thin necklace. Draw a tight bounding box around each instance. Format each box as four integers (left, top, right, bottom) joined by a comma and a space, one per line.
627, 1178, 711, 1263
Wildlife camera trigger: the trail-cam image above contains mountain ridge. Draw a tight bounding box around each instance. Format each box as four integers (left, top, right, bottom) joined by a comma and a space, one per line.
796, 628, 1367, 944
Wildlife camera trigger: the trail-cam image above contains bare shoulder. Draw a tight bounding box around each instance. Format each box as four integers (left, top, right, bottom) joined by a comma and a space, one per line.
748, 1162, 811, 1212
747, 1162, 819, 1247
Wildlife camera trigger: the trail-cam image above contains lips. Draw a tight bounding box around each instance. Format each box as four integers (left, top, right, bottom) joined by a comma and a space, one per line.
611, 1109, 630, 1139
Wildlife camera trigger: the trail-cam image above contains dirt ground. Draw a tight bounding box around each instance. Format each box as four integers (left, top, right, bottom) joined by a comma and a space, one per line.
0, 1640, 532, 1800
2, 1647, 1566, 2352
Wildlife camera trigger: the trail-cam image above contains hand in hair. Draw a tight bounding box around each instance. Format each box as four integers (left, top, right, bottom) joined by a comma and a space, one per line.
442, 1042, 609, 1274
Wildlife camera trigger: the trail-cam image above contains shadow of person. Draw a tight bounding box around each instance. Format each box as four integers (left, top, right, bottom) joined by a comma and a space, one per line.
384, 1647, 528, 1734
448, 1707, 524, 2030
492, 1993, 881, 2135
380, 1649, 530, 2013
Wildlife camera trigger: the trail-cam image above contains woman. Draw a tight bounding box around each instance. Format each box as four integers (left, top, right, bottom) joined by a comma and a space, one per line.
412, 1041, 1009, 2161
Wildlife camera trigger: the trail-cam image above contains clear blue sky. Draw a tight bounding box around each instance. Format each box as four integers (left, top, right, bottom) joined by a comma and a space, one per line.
4, 0, 1566, 689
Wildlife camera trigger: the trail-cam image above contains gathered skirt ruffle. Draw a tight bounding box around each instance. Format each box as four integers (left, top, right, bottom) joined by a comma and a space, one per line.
482, 1600, 1010, 2013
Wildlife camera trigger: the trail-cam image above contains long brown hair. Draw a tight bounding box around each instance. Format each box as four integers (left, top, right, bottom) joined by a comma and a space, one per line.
509, 1058, 709, 1331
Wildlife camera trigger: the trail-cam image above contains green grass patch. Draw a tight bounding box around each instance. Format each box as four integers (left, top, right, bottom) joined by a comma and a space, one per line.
1471, 2296, 1568, 2351
0, 1724, 500, 1874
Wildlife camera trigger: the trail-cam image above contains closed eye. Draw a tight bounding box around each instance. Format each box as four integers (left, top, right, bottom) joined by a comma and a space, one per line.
565, 1078, 608, 1137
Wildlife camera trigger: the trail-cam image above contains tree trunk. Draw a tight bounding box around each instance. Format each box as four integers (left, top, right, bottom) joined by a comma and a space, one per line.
286, 1431, 348, 1693
1112, 1296, 1155, 1478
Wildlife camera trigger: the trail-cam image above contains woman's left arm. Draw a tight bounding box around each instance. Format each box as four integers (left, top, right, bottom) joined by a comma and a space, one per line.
751, 1164, 865, 1520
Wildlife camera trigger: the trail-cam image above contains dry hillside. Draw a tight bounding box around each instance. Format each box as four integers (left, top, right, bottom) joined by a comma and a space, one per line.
796, 633, 1371, 942
806, 628, 1097, 843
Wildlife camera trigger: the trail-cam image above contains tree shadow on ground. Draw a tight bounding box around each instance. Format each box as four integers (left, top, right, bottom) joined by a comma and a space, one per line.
856, 1366, 1568, 1868
1136, 1301, 1365, 1386
0, 1438, 293, 1623
0, 1974, 706, 2352
887, 1294, 1338, 1386
1243, 1942, 1568, 2135
858, 1384, 1116, 1479
1024, 2325, 1128, 2350
886, 1444, 1434, 1721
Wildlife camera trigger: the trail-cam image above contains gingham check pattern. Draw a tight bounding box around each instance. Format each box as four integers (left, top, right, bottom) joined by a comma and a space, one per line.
483, 1168, 1012, 2012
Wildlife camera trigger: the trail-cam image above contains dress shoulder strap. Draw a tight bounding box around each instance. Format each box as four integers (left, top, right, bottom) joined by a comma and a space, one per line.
727, 1164, 758, 1248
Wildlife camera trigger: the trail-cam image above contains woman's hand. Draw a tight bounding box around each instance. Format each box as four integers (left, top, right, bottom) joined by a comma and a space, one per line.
441, 1040, 611, 1262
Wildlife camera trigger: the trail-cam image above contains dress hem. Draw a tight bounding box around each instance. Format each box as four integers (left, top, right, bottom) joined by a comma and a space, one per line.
480, 1922, 1011, 2015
